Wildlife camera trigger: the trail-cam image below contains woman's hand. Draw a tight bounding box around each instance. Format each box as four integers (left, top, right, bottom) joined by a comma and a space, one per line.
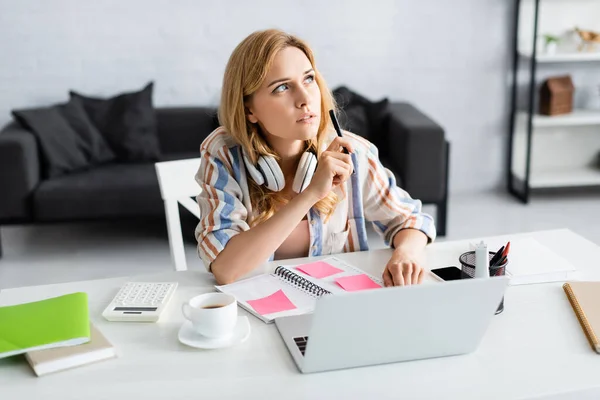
304, 137, 354, 202
382, 247, 425, 286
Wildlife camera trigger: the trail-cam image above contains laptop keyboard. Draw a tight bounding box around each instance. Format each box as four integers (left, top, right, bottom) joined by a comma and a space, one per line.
293, 336, 309, 356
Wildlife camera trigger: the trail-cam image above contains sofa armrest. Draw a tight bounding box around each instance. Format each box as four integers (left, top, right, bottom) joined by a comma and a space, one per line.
0, 122, 40, 220
384, 102, 447, 203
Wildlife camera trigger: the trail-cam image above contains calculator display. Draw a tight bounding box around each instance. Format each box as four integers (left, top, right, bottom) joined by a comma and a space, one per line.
114, 307, 158, 312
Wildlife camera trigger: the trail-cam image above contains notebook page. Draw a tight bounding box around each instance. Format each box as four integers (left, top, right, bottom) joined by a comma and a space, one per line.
215, 274, 317, 323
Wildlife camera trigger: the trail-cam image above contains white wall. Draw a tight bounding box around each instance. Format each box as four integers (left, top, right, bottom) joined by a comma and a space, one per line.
0, 0, 513, 193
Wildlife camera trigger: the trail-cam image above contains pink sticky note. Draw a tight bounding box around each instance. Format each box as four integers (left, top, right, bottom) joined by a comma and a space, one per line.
296, 261, 344, 279
335, 274, 382, 292
247, 289, 297, 316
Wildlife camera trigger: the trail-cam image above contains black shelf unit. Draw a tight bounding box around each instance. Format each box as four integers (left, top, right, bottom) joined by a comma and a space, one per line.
508, 0, 539, 203
507, 0, 600, 203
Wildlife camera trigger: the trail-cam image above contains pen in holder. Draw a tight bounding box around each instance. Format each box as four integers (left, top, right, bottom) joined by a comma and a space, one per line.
459, 251, 507, 314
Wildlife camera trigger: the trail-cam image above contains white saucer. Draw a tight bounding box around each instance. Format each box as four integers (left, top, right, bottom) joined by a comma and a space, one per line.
178, 316, 251, 350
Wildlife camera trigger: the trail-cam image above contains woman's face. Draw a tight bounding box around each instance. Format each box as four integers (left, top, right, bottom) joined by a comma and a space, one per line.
245, 46, 321, 143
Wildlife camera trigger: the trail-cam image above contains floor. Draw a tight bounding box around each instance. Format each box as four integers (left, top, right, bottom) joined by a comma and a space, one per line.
1, 190, 599, 290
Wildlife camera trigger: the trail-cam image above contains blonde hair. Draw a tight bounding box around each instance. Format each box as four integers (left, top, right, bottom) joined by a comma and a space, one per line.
219, 29, 339, 227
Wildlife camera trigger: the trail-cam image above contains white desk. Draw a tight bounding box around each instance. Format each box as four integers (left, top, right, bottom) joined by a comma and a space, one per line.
1, 229, 600, 400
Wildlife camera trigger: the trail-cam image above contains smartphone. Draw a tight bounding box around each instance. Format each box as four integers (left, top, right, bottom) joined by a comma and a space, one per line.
431, 266, 472, 281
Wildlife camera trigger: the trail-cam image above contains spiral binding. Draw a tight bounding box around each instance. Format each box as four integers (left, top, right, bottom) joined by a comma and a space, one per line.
274, 266, 332, 298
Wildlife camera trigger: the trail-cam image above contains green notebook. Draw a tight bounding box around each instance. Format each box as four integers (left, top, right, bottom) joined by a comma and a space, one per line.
0, 292, 91, 359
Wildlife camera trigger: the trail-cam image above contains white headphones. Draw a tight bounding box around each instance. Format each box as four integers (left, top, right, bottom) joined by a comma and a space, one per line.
241, 147, 318, 193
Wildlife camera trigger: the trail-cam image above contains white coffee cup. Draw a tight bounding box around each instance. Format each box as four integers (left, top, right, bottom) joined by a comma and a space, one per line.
181, 293, 237, 339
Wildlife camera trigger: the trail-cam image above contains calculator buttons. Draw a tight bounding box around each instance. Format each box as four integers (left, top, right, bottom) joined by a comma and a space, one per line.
103, 282, 178, 322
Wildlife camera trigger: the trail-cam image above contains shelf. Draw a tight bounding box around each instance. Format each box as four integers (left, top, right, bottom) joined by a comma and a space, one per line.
509, 0, 600, 201
517, 110, 600, 128
519, 51, 600, 63
514, 166, 600, 189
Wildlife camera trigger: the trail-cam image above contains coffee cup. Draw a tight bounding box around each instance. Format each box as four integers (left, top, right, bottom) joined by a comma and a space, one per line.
181, 293, 237, 339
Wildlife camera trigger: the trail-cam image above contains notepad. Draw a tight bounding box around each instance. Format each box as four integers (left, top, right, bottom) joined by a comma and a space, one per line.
563, 281, 600, 354
215, 257, 385, 323
335, 274, 382, 291
296, 261, 344, 279
247, 289, 297, 316
0, 292, 91, 359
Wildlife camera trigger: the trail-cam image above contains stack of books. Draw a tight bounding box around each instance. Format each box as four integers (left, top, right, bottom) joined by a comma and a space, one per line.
0, 292, 116, 376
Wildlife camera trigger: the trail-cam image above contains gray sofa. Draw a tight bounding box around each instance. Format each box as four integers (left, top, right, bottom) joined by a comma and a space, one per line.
0, 102, 448, 257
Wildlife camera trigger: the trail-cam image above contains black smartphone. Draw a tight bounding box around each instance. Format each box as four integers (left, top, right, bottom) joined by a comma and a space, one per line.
431, 266, 472, 281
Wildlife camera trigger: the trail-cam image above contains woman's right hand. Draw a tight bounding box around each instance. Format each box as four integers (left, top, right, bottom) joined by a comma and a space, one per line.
304, 137, 355, 202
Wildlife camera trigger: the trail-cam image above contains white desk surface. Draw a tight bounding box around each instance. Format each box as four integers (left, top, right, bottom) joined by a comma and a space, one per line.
1, 229, 600, 400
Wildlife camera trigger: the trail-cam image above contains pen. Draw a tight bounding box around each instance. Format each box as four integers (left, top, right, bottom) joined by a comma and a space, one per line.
328, 109, 350, 155
496, 255, 507, 267
500, 242, 511, 259
489, 246, 505, 267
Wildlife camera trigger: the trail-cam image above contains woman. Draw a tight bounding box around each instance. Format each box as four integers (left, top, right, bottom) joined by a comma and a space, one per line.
195, 29, 436, 286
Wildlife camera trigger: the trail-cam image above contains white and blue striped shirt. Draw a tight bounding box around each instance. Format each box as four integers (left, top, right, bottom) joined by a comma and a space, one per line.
195, 127, 436, 271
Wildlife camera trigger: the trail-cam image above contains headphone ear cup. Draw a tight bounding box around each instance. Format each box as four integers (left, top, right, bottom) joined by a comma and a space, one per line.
257, 155, 285, 192
293, 151, 318, 193
242, 148, 265, 186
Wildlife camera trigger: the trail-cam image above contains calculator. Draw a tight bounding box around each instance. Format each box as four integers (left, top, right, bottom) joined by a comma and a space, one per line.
102, 282, 178, 322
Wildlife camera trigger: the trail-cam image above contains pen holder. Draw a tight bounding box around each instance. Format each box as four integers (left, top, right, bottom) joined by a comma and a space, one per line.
459, 251, 507, 314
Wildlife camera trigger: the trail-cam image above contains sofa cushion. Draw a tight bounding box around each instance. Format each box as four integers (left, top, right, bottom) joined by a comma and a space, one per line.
12, 105, 88, 179
61, 96, 116, 165
332, 86, 391, 160
12, 97, 115, 179
338, 104, 370, 139
34, 163, 164, 221
70, 82, 161, 162
159, 151, 200, 162
155, 107, 219, 155
332, 86, 390, 138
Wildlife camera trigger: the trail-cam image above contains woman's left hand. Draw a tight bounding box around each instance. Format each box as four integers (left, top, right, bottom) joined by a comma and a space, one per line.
382, 248, 425, 286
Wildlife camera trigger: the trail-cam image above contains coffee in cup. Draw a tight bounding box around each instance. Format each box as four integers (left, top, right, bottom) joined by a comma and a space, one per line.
182, 293, 237, 339
202, 304, 225, 309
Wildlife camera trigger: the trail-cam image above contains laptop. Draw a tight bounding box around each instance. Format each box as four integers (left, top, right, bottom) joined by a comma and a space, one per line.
275, 275, 509, 373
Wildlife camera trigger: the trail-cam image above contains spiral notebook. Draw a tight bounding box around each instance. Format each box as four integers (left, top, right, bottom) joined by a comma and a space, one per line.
214, 257, 384, 323
563, 281, 600, 354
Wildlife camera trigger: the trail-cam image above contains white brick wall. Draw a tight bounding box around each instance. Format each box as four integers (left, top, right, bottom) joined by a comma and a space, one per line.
0, 0, 513, 193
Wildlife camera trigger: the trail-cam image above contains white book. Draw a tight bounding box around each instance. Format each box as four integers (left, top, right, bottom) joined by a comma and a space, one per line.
25, 324, 116, 376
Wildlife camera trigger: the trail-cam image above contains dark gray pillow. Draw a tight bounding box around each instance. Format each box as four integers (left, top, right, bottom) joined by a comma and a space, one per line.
338, 104, 370, 139
13, 106, 89, 178
12, 98, 116, 178
70, 82, 160, 162
62, 97, 116, 165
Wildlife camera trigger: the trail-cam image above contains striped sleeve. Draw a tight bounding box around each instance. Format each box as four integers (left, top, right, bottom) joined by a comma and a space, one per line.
361, 143, 436, 247
194, 136, 250, 271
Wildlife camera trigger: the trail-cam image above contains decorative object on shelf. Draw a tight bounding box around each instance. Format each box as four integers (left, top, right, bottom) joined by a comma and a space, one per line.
542, 34, 560, 54
539, 75, 574, 116
574, 27, 600, 52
